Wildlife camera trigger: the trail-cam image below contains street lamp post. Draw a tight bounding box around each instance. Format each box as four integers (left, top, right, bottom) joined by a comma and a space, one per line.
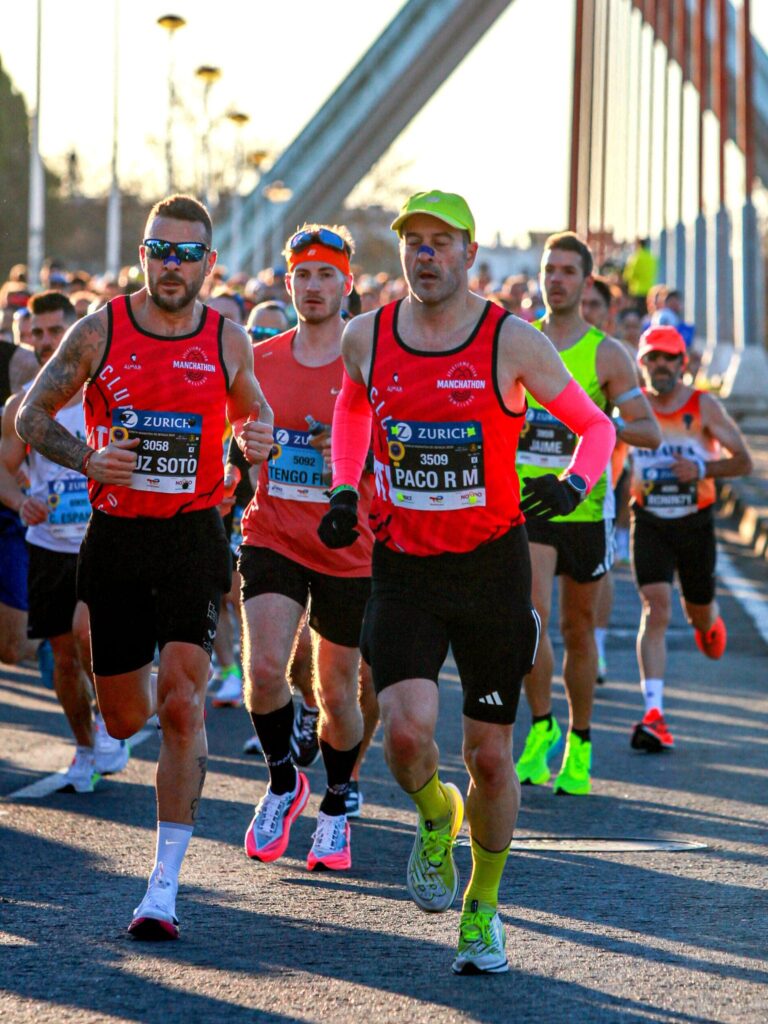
27, 0, 44, 289
262, 180, 294, 269
195, 65, 222, 209
157, 14, 186, 194
106, 0, 121, 275
225, 110, 249, 273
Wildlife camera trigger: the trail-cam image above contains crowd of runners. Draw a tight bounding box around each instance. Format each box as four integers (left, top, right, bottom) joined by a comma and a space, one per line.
0, 190, 754, 974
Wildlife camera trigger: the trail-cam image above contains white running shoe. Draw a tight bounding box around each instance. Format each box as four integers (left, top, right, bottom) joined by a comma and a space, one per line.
59, 748, 99, 793
243, 734, 264, 755
307, 811, 351, 871
128, 864, 179, 940
452, 900, 509, 975
211, 670, 243, 708
94, 716, 129, 775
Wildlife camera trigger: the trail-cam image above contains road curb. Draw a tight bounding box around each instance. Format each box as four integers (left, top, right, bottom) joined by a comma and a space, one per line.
718, 480, 768, 561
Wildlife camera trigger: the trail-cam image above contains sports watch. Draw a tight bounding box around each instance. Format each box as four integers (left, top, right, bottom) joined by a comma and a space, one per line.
564, 474, 588, 501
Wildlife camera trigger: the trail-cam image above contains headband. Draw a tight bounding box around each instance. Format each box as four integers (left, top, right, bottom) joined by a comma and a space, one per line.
287, 244, 350, 277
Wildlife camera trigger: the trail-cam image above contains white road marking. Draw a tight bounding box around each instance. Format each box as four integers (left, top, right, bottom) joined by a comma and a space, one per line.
7, 727, 156, 800
718, 549, 768, 647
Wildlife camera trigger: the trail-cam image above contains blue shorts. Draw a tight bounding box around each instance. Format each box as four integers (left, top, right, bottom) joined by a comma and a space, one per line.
0, 506, 28, 611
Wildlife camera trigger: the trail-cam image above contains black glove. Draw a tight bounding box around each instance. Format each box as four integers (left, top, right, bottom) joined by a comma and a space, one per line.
520, 474, 582, 520
317, 487, 360, 549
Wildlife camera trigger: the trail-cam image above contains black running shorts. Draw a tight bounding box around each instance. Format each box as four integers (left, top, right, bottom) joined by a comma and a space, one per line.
631, 505, 716, 605
523, 516, 614, 583
27, 543, 78, 639
238, 544, 371, 648
360, 526, 540, 725
77, 508, 231, 675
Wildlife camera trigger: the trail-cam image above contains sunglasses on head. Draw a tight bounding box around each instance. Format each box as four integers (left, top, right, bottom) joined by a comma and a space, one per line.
249, 325, 281, 341
288, 228, 348, 254
143, 238, 211, 263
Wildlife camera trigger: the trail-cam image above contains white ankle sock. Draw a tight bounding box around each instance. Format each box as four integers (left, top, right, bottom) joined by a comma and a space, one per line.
594, 628, 607, 663
641, 678, 664, 714
152, 822, 193, 884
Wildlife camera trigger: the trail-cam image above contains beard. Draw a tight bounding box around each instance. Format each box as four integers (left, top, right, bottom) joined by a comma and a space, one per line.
147, 270, 201, 312
649, 371, 678, 394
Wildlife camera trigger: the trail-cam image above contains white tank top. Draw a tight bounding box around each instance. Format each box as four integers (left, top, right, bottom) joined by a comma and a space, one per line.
25, 396, 91, 554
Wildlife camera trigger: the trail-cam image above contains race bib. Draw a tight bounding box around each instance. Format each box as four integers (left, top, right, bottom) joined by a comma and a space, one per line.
384, 419, 485, 511
47, 476, 91, 540
516, 408, 576, 469
267, 427, 330, 502
112, 408, 201, 494
640, 467, 697, 517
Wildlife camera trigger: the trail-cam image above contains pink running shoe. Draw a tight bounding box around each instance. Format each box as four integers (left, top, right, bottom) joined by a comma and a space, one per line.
306, 811, 351, 871
244, 772, 309, 863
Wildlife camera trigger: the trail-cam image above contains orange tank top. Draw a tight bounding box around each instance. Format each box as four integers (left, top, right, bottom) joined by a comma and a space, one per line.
630, 390, 718, 517
241, 330, 373, 576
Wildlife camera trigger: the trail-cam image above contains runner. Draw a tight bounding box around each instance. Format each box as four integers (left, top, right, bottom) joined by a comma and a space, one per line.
238, 223, 374, 872
628, 326, 753, 751
0, 291, 128, 787
319, 191, 615, 974
16, 194, 274, 940
515, 232, 661, 797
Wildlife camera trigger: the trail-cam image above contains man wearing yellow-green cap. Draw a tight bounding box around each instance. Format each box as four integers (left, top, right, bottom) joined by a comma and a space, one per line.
318, 190, 616, 973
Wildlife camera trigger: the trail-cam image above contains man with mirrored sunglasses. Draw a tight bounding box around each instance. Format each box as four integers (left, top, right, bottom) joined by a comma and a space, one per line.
238, 223, 376, 874
16, 193, 274, 942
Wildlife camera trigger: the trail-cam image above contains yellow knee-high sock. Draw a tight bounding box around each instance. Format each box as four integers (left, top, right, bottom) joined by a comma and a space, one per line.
463, 837, 510, 909
409, 771, 451, 824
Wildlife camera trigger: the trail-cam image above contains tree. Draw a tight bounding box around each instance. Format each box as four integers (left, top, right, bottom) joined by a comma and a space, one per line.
0, 59, 31, 278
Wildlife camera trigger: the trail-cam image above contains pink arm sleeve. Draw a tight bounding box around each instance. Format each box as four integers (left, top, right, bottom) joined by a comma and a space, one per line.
543, 378, 614, 491
330, 369, 373, 490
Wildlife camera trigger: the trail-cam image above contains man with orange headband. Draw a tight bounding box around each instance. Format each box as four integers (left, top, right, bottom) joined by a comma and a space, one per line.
628, 325, 752, 752
239, 223, 374, 873
318, 191, 616, 975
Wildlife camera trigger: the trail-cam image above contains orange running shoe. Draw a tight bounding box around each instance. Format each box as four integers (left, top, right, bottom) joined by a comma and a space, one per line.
694, 616, 727, 660
631, 708, 675, 752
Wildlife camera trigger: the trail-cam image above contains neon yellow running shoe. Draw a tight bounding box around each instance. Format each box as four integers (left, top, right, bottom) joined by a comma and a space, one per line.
406, 781, 464, 913
553, 733, 592, 795
515, 717, 562, 785
451, 899, 509, 975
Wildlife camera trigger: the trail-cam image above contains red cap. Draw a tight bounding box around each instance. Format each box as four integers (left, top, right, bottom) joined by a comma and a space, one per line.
637, 325, 687, 364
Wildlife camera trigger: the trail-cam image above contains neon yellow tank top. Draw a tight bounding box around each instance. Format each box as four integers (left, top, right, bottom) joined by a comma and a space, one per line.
516, 321, 612, 523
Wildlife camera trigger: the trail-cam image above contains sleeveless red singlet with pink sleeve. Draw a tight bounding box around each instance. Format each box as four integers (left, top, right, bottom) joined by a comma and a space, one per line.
367, 299, 526, 556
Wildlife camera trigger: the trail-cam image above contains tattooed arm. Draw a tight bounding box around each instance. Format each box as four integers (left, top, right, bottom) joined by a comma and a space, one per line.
16, 309, 138, 485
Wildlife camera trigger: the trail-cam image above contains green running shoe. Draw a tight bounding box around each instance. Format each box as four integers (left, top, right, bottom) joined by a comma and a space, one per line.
451, 899, 509, 975
515, 717, 562, 785
553, 733, 592, 795
406, 781, 464, 913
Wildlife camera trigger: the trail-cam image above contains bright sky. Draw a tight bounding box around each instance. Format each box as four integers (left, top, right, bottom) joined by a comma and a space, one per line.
2, 1, 767, 248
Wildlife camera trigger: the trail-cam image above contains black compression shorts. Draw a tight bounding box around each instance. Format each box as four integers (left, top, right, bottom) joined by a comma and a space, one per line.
239, 544, 370, 648
77, 508, 231, 675
27, 543, 78, 639
631, 504, 716, 605
361, 526, 539, 725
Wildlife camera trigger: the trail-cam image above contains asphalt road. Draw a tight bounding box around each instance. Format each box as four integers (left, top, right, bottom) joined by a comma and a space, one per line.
1, 525, 766, 1024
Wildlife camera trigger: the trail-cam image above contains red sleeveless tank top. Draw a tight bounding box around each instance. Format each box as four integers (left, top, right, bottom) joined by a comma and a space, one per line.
241, 329, 374, 576
83, 294, 228, 518
368, 299, 525, 555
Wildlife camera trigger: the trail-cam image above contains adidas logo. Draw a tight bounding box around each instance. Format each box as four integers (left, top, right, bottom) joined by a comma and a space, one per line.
479, 691, 503, 706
